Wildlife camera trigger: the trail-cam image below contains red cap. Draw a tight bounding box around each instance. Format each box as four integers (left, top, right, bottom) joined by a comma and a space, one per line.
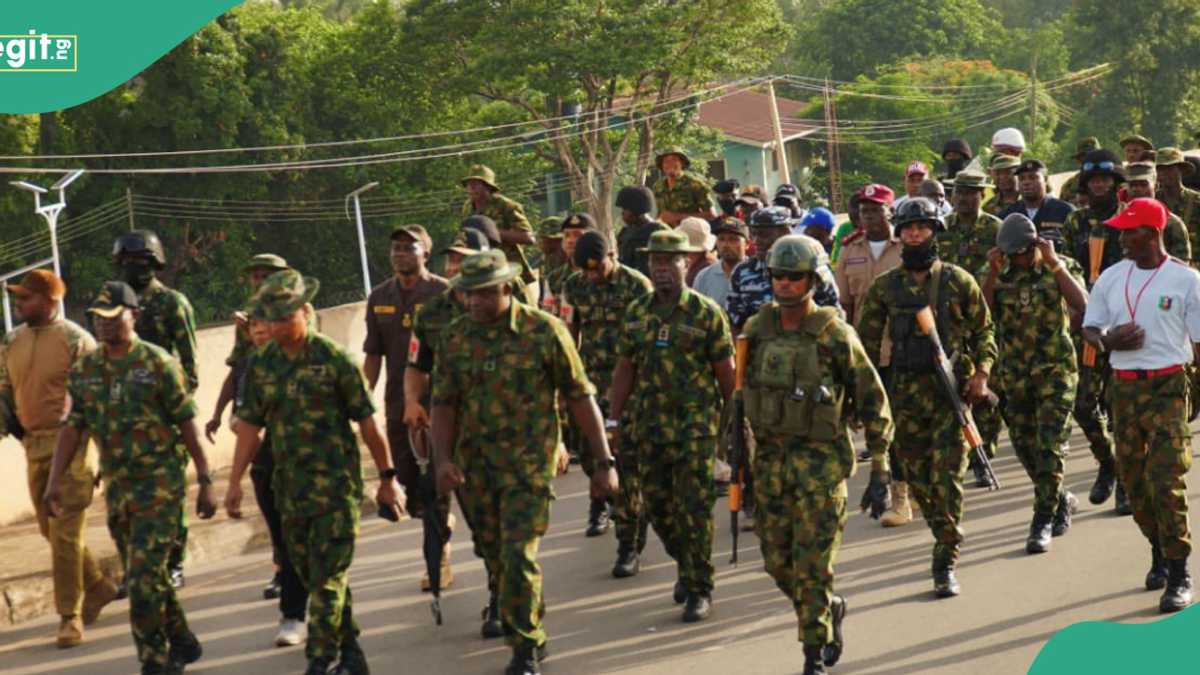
1104, 198, 1168, 230
905, 161, 929, 177
860, 184, 895, 205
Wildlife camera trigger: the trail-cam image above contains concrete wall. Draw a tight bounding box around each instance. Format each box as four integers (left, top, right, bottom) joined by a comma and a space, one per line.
0, 301, 379, 526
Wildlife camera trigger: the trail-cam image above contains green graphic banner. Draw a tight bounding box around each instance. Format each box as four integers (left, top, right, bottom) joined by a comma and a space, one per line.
0, 1, 241, 113
1029, 604, 1200, 672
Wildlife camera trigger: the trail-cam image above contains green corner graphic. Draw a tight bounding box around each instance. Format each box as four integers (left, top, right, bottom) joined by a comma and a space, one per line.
1028, 603, 1200, 673
0, 1, 241, 113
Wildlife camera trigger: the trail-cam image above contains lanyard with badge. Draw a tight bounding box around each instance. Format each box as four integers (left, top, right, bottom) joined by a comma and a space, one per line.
1124, 258, 1167, 323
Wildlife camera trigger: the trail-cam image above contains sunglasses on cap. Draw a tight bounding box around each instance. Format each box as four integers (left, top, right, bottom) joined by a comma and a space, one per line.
1082, 161, 1116, 172
769, 270, 809, 282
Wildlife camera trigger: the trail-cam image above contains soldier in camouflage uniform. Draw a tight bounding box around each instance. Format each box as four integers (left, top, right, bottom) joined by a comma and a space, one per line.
1061, 149, 1133, 513
1127, 163, 1192, 261
608, 229, 736, 623
652, 147, 717, 226
1058, 138, 1100, 205
857, 197, 997, 598
461, 164, 538, 302
1156, 148, 1200, 260
44, 281, 216, 675
113, 230, 198, 590
224, 270, 405, 675
1083, 198, 1197, 614
743, 235, 894, 675
430, 249, 618, 675
981, 214, 1088, 554
534, 217, 567, 298
562, 230, 654, 576
983, 154, 1021, 217
615, 186, 670, 277
1119, 133, 1155, 164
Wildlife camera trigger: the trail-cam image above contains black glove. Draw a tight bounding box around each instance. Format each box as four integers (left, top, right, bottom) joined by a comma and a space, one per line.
860, 470, 891, 520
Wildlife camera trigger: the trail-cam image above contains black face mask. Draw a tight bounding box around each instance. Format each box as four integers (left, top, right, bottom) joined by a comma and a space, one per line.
1090, 190, 1118, 216
718, 198, 738, 216
901, 240, 938, 271
945, 159, 966, 178
121, 262, 154, 290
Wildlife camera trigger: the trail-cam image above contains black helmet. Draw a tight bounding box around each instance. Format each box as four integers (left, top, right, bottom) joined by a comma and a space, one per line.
112, 229, 166, 269
462, 215, 502, 245
893, 197, 945, 234
615, 186, 655, 215
1079, 148, 1125, 186
941, 138, 973, 160
750, 205, 794, 229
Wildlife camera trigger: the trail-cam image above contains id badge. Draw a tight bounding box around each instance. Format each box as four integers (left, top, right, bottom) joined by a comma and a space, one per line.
655, 325, 670, 348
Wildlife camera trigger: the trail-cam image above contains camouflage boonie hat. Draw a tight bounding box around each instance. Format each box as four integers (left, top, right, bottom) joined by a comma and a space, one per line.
537, 216, 564, 239
1073, 137, 1100, 161
461, 164, 499, 191
87, 281, 140, 318
1156, 147, 1195, 174
241, 253, 290, 275
989, 154, 1021, 171
949, 169, 994, 190
638, 228, 703, 254
451, 249, 518, 291
1119, 134, 1154, 150
1125, 162, 1157, 182
655, 146, 691, 171
247, 269, 320, 321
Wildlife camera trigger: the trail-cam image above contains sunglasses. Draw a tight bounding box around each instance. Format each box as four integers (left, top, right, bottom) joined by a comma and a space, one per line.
769, 270, 809, 282
1082, 161, 1116, 172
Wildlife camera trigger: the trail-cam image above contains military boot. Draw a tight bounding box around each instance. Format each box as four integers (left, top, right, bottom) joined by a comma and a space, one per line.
585, 498, 611, 537
1113, 482, 1132, 516
612, 542, 640, 578
1026, 513, 1053, 554
802, 645, 827, 675
969, 455, 990, 489
880, 481, 912, 528
932, 563, 961, 598
1145, 544, 1168, 591
1089, 458, 1116, 505
1160, 559, 1194, 613
305, 658, 334, 675
673, 579, 687, 604
1052, 491, 1078, 537
169, 564, 185, 589
168, 630, 202, 666
339, 639, 369, 675
505, 644, 541, 675
822, 594, 846, 666
481, 593, 503, 639
681, 592, 712, 622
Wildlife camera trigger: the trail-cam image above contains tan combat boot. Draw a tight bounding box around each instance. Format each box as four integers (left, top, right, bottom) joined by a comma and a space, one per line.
56, 616, 83, 649
881, 481, 913, 528
81, 577, 120, 626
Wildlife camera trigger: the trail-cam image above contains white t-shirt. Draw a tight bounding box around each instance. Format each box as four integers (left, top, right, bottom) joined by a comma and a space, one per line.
868, 239, 889, 260
1083, 258, 1200, 370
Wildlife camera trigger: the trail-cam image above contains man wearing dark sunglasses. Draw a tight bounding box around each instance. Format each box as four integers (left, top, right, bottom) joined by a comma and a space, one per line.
1062, 147, 1129, 514
856, 197, 996, 599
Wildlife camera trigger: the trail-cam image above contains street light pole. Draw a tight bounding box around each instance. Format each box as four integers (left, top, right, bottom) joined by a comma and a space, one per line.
9, 170, 84, 317
345, 181, 380, 300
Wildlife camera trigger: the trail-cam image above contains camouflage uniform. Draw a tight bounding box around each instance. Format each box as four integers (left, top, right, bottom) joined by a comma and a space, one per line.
462, 195, 536, 284
986, 258, 1083, 516
652, 173, 714, 216
1159, 186, 1200, 265
744, 303, 893, 647
1058, 172, 1081, 203
616, 220, 670, 277
66, 338, 196, 669
432, 299, 595, 651
982, 192, 1019, 217
238, 332, 376, 663
562, 264, 653, 551
616, 287, 733, 595
857, 262, 996, 568
727, 257, 841, 331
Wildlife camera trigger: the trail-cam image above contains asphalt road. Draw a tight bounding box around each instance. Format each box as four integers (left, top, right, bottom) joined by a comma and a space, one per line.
2, 428, 1195, 675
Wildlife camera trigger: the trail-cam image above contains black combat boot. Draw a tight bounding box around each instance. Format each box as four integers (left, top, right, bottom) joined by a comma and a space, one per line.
681, 592, 712, 622
304, 658, 334, 675
168, 630, 202, 665
339, 639, 369, 675
1113, 482, 1132, 516
262, 572, 282, 600
1089, 458, 1116, 505
1145, 544, 1168, 591
969, 454, 990, 489
585, 498, 611, 537
822, 594, 846, 666
1052, 491, 1077, 537
673, 579, 687, 604
932, 563, 961, 598
803, 645, 827, 674
505, 644, 541, 675
480, 593, 503, 639
612, 542, 640, 578
1026, 512, 1054, 554
1160, 559, 1194, 613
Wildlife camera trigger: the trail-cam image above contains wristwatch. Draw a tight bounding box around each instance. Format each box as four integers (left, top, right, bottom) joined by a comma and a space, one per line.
196, 471, 214, 487
380, 468, 399, 481
596, 457, 617, 470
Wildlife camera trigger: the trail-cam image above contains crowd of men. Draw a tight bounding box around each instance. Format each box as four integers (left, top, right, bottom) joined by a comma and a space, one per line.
5, 125, 1200, 675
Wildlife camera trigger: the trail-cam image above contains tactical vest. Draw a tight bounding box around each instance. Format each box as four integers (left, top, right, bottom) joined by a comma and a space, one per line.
887, 262, 952, 373
744, 305, 844, 441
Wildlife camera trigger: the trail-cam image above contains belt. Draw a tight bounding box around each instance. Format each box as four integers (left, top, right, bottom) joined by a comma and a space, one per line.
1112, 365, 1185, 380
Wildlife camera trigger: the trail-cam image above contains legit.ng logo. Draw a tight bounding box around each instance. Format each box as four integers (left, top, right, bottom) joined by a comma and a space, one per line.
0, 30, 77, 72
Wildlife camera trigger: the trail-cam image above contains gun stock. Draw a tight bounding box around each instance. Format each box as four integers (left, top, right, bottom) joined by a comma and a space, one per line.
914, 307, 1000, 490
729, 336, 749, 565
1081, 236, 1106, 368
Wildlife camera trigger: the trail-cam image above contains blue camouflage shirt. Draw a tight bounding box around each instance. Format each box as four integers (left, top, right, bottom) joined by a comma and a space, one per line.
726, 256, 842, 329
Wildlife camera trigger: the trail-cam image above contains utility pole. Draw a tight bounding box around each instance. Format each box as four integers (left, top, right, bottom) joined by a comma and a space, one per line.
126, 187, 135, 231
822, 79, 843, 212
767, 79, 790, 187
1028, 53, 1038, 150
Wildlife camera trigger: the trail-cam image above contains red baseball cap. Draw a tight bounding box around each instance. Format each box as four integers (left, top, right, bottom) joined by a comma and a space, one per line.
860, 184, 895, 205
905, 161, 929, 177
1104, 198, 1167, 230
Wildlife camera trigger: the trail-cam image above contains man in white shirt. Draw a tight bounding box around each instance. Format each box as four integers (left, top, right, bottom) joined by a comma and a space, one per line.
1083, 198, 1199, 614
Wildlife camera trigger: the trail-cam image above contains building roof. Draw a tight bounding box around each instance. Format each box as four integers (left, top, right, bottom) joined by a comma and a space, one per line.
698, 89, 816, 148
